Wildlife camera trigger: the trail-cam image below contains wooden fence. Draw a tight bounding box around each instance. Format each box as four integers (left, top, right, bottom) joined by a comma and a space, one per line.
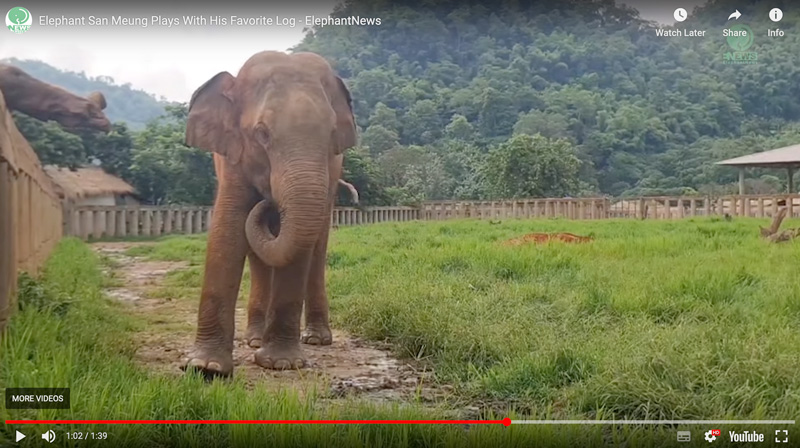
1, 93, 63, 333
608, 195, 800, 219
421, 198, 612, 221
65, 194, 800, 241
64, 205, 423, 240
63, 205, 215, 241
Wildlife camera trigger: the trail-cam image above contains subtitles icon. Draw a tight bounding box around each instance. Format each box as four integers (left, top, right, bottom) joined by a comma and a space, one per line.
677, 430, 691, 442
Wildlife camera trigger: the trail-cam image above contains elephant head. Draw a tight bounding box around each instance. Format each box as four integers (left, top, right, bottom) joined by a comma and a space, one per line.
55, 90, 110, 133
185, 51, 357, 267
8, 8, 30, 24
0, 64, 111, 133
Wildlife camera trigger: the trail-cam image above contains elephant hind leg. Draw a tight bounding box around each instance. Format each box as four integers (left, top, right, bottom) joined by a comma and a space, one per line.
301, 220, 332, 346
245, 251, 272, 348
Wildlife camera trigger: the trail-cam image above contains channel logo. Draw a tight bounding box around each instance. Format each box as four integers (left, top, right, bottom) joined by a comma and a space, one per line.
6, 6, 32, 34
704, 429, 721, 442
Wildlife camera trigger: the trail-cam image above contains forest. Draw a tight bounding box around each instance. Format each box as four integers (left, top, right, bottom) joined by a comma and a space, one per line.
8, 0, 800, 206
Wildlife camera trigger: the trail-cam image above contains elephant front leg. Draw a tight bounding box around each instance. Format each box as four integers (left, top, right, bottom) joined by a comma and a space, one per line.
301, 223, 332, 346
245, 251, 272, 348
183, 181, 254, 378
254, 251, 313, 370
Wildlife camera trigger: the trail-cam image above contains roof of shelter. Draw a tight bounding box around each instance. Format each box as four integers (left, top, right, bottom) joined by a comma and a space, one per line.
716, 143, 800, 168
44, 165, 136, 199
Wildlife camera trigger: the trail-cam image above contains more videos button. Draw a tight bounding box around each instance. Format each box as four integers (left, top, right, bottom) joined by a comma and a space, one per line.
5, 387, 70, 409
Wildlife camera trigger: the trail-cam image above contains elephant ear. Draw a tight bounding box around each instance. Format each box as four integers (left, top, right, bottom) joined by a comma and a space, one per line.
186, 71, 244, 165
332, 76, 357, 155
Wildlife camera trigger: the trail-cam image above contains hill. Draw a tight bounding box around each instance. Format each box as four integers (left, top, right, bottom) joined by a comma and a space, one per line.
2, 58, 170, 130
295, 0, 800, 197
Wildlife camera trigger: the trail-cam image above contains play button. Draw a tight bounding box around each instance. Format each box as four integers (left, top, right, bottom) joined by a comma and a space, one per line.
16, 430, 26, 442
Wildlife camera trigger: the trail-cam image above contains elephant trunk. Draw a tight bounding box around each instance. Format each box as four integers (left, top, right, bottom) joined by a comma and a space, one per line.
246, 157, 329, 268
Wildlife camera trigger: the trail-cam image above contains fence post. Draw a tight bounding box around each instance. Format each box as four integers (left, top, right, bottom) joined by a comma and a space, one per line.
153, 209, 162, 236
143, 209, 152, 237
130, 208, 140, 237
106, 207, 117, 238
116, 209, 126, 237
193, 208, 203, 233
90, 208, 103, 240
184, 209, 193, 234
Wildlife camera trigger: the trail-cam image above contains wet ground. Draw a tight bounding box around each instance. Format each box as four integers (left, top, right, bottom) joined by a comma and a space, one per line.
93, 242, 453, 404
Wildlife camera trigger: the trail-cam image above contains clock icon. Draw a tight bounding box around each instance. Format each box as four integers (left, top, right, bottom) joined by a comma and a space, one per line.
674, 8, 688, 22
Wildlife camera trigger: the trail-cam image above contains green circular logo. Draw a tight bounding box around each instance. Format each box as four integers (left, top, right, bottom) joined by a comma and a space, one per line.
6, 7, 32, 34
726, 24, 753, 51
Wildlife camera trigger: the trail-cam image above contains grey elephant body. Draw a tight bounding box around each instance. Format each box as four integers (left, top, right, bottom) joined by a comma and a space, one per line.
183, 51, 357, 377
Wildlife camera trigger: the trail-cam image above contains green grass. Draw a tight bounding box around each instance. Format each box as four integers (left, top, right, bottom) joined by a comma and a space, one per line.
2, 216, 799, 446
320, 217, 800, 420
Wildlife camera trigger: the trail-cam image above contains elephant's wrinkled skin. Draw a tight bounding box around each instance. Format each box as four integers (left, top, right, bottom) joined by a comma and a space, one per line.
182, 51, 357, 377
0, 64, 111, 133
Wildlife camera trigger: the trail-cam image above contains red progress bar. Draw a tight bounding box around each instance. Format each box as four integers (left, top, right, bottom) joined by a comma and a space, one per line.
6, 418, 512, 426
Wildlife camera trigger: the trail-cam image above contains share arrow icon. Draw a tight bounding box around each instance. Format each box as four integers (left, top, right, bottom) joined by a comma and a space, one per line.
728, 9, 742, 20
16, 430, 26, 442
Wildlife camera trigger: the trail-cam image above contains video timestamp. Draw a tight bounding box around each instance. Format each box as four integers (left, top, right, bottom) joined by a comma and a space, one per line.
66, 431, 108, 440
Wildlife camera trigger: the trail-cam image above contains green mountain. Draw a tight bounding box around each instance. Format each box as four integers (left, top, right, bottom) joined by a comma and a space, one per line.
2, 58, 170, 130
295, 0, 800, 197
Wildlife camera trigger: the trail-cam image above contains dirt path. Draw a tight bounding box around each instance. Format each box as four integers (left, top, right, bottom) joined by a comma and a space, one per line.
93, 242, 452, 405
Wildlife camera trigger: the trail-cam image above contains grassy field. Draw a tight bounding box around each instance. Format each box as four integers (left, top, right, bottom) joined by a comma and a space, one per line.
2, 217, 799, 447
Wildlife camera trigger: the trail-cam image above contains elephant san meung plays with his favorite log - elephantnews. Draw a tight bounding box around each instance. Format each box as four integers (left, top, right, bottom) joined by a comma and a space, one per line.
182, 51, 357, 377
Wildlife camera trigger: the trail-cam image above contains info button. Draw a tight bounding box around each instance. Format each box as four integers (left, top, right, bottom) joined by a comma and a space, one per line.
5, 387, 71, 409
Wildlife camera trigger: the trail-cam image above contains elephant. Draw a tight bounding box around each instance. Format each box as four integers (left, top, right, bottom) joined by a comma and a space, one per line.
182, 51, 357, 377
0, 64, 111, 133
7, 8, 29, 25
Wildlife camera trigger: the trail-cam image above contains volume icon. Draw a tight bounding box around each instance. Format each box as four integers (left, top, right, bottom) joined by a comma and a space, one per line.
42, 429, 56, 443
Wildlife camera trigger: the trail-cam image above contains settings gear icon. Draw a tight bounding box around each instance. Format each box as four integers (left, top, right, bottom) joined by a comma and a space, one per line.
704, 430, 718, 442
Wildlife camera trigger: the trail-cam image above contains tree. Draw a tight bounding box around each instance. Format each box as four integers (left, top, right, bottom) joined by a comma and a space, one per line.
12, 112, 86, 169
483, 134, 580, 198
82, 122, 134, 179
361, 124, 400, 156
129, 104, 216, 205
513, 110, 570, 140
401, 99, 442, 144
444, 114, 475, 141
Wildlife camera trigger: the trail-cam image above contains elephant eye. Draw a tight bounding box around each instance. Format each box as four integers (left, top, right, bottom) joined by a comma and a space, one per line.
254, 124, 271, 148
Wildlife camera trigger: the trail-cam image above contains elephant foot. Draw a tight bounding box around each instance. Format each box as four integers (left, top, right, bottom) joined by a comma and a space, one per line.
181, 346, 233, 379
301, 324, 332, 346
255, 341, 306, 370
244, 325, 264, 348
